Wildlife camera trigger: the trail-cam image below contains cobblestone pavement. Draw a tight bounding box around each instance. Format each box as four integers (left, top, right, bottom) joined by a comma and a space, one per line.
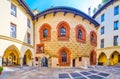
0, 66, 120, 79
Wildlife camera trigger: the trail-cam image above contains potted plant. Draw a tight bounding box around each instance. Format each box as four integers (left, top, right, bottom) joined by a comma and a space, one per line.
0, 67, 3, 75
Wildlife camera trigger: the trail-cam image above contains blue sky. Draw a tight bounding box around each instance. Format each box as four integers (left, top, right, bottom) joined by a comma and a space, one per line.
25, 0, 102, 15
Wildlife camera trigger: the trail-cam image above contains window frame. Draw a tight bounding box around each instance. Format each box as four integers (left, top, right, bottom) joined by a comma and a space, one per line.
11, 3, 17, 17
114, 35, 118, 46
114, 5, 119, 15
36, 43, 44, 54
27, 18, 30, 28
101, 14, 104, 22
39, 23, 51, 41
10, 23, 16, 38
61, 51, 67, 62
90, 31, 97, 46
78, 29, 82, 39
114, 21, 119, 30
101, 26, 104, 35
75, 25, 86, 43
43, 29, 48, 38
60, 27, 66, 36
101, 39, 104, 48
27, 32, 31, 44
58, 47, 71, 66
57, 21, 70, 40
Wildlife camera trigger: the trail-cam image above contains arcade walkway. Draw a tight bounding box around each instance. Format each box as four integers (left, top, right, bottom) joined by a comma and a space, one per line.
0, 66, 120, 79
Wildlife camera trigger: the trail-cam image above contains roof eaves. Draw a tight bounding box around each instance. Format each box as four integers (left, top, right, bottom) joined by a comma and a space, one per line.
36, 7, 99, 26
18, 0, 34, 19
92, 0, 116, 18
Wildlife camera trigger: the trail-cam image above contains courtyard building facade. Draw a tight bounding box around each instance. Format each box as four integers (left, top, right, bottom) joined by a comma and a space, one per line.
4, 0, 120, 68
93, 0, 120, 66
0, 0, 34, 67
34, 7, 99, 67
0, 0, 100, 68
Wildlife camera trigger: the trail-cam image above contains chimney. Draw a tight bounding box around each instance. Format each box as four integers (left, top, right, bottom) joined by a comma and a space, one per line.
33, 9, 38, 15
88, 7, 91, 16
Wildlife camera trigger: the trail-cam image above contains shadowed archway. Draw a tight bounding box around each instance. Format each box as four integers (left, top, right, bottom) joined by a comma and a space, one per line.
98, 52, 107, 66
110, 51, 120, 66
23, 49, 33, 66
2, 45, 20, 66
41, 57, 48, 67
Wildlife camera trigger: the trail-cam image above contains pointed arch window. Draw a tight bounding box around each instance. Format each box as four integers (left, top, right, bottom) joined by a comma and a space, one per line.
57, 21, 70, 40
91, 34, 95, 43
60, 27, 66, 36
58, 47, 71, 66
39, 23, 51, 41
43, 29, 48, 38
61, 51, 67, 62
75, 25, 86, 43
90, 31, 97, 46
78, 29, 82, 39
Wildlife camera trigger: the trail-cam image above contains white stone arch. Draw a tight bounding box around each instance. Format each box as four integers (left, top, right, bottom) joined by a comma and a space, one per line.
3, 44, 21, 57
0, 44, 21, 57
23, 49, 33, 66
2, 44, 21, 66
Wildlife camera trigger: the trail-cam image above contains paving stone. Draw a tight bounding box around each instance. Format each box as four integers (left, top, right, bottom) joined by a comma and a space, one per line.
98, 73, 109, 77
59, 73, 70, 78
74, 77, 87, 79
88, 75, 104, 79
114, 66, 120, 68
89, 70, 98, 73
80, 72, 91, 75
1, 66, 119, 79
70, 73, 82, 77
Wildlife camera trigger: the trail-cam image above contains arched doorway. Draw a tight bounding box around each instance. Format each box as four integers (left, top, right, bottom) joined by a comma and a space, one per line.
90, 50, 96, 65
2, 45, 20, 66
110, 51, 120, 66
98, 53, 107, 66
41, 57, 48, 67
23, 49, 33, 66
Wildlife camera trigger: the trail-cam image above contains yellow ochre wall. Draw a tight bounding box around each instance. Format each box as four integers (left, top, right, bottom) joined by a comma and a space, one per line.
97, 47, 120, 66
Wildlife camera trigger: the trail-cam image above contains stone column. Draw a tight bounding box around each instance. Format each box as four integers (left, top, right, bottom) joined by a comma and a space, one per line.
0, 56, 2, 66
107, 58, 110, 66
84, 58, 88, 69
96, 58, 98, 65
32, 58, 34, 66
48, 58, 51, 67
38, 57, 41, 67
20, 57, 23, 68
